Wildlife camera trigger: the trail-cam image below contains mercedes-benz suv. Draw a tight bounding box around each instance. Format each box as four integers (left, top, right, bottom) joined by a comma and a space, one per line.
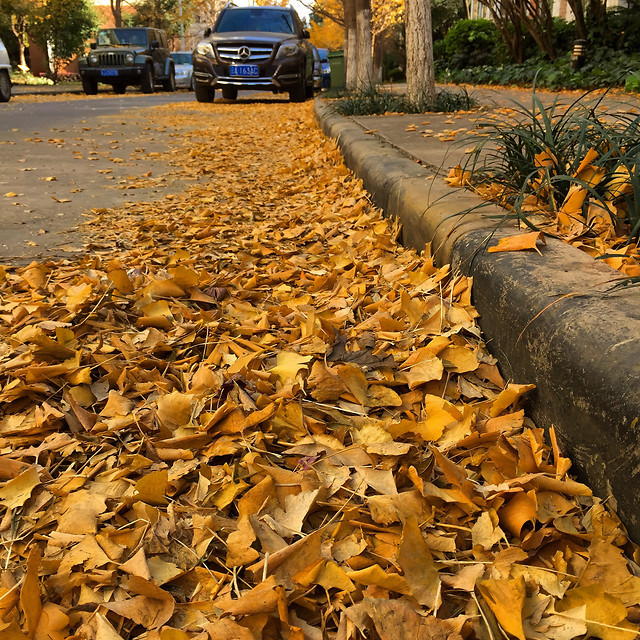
192, 4, 314, 103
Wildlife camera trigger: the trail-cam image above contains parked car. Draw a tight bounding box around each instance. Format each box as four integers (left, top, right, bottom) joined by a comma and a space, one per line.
0, 38, 11, 102
78, 27, 175, 95
311, 45, 322, 92
317, 47, 331, 89
192, 4, 314, 103
170, 51, 194, 90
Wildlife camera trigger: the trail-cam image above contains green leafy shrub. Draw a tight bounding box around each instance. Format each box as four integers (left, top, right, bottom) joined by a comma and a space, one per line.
440, 19, 502, 69
626, 72, 640, 93
438, 49, 640, 90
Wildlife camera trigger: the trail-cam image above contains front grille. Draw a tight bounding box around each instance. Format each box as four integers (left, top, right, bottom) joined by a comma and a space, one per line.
215, 43, 273, 63
97, 52, 129, 66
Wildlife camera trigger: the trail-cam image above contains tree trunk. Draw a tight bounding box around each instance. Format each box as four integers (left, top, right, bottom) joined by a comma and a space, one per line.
566, 0, 588, 40
405, 0, 435, 103
10, 15, 29, 71
111, 0, 123, 27
355, 0, 373, 89
344, 0, 357, 89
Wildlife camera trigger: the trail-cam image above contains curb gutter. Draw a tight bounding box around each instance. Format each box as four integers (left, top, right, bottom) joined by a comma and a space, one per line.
315, 97, 640, 541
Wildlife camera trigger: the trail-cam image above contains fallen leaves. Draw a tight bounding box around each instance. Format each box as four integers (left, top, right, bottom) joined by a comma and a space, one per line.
0, 98, 637, 639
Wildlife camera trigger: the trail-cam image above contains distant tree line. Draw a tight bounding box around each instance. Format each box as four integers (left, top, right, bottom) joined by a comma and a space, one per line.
0, 0, 196, 80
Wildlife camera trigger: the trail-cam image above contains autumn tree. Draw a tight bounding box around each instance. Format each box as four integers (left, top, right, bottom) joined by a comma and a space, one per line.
29, 0, 96, 79
303, 0, 403, 86
0, 0, 40, 70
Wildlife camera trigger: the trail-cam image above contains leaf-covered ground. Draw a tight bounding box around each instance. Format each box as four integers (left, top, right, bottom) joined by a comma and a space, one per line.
1, 98, 640, 640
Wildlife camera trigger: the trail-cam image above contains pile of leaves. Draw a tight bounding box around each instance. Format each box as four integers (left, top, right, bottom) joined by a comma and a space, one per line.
447, 92, 640, 278
1, 99, 640, 640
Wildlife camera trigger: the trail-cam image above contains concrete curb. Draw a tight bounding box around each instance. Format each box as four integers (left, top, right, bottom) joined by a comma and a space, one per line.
315, 97, 640, 541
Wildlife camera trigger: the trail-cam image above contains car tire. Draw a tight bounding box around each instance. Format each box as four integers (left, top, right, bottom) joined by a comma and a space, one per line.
194, 82, 215, 103
163, 67, 176, 92
82, 77, 98, 95
113, 82, 126, 94
141, 65, 155, 94
289, 73, 305, 103
222, 87, 237, 100
0, 70, 11, 102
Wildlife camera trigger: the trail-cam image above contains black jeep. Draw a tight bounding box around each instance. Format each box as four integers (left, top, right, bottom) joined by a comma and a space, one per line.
79, 27, 176, 95
192, 5, 314, 103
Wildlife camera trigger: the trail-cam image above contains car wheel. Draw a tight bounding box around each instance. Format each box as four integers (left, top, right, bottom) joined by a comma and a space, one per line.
222, 87, 237, 100
141, 65, 155, 94
194, 82, 215, 103
81, 77, 98, 95
289, 73, 306, 103
305, 77, 314, 99
0, 70, 11, 103
113, 82, 126, 95
163, 67, 176, 92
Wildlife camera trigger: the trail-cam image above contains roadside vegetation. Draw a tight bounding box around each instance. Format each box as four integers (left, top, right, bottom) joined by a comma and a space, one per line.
331, 85, 474, 115
432, 6, 640, 92
448, 89, 640, 279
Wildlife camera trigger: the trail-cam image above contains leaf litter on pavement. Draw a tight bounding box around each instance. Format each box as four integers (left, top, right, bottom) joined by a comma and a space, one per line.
0, 98, 639, 640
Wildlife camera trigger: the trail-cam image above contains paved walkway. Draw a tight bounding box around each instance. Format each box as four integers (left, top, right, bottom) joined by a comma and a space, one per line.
349, 83, 640, 175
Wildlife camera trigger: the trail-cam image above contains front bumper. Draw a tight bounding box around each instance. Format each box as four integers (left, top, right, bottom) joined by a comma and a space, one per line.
193, 54, 302, 92
80, 67, 144, 82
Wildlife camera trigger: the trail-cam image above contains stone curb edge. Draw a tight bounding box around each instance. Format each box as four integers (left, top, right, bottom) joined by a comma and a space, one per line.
314, 97, 640, 541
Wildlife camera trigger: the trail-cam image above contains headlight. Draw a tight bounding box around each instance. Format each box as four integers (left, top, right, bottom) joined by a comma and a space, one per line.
195, 42, 214, 58
276, 43, 300, 59
125, 53, 134, 64
88, 53, 98, 65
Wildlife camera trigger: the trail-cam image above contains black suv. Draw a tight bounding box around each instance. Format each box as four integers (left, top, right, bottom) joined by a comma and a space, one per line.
79, 27, 176, 95
192, 5, 314, 103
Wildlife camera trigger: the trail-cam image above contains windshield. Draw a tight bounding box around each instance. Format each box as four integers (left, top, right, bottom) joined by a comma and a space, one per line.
216, 8, 295, 34
97, 29, 148, 47
171, 53, 192, 64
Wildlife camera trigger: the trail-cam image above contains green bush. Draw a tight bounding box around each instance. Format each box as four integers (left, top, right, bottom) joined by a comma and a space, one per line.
626, 72, 640, 93
440, 19, 502, 69
438, 49, 640, 91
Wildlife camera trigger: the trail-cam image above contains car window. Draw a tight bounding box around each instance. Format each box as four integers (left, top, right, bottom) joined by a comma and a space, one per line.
97, 29, 148, 47
216, 8, 295, 34
171, 53, 192, 64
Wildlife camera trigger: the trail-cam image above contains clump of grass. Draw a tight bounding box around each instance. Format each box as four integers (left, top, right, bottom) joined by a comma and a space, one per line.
332, 86, 475, 116
463, 87, 640, 244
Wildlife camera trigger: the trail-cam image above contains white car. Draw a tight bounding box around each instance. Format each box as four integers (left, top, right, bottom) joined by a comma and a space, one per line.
0, 38, 11, 102
170, 51, 194, 90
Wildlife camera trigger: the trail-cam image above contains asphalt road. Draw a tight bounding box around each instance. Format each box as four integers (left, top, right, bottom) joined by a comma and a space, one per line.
0, 92, 195, 265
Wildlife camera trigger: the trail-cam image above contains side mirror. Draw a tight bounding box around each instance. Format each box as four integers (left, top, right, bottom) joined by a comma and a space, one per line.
204, 27, 212, 38
302, 29, 310, 39
150, 40, 159, 49
90, 42, 97, 50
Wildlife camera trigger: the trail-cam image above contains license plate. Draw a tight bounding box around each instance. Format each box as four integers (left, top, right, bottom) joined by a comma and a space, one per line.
101, 69, 118, 76
229, 65, 258, 77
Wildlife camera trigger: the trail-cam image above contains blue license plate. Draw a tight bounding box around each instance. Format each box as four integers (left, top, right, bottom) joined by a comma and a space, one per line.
229, 65, 258, 77
101, 69, 118, 76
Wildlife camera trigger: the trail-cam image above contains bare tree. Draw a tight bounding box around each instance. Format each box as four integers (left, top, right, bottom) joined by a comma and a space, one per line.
477, 0, 556, 61
405, 0, 435, 102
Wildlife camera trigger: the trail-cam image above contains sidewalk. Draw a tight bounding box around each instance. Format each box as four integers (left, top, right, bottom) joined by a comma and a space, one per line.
12, 82, 83, 96
315, 86, 640, 542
